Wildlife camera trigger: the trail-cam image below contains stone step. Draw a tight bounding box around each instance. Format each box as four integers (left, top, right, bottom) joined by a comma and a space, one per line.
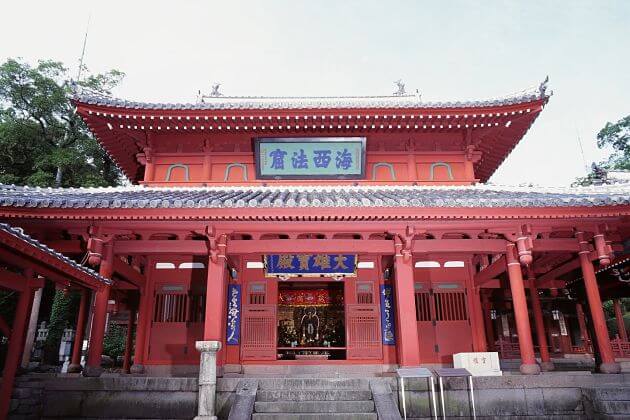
594, 400, 630, 414
257, 378, 370, 390
252, 413, 377, 420
256, 389, 373, 401
254, 400, 375, 413
588, 386, 630, 400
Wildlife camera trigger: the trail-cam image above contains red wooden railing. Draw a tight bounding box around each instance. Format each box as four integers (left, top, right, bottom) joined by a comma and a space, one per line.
496, 339, 520, 359
611, 337, 630, 358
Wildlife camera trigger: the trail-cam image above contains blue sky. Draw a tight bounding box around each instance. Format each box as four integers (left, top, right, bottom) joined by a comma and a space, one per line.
2, 0, 628, 185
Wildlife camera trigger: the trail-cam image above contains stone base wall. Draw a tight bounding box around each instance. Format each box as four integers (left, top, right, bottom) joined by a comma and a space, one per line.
6, 373, 630, 419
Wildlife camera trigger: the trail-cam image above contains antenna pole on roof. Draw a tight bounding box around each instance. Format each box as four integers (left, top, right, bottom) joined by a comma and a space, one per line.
76, 14, 91, 83
575, 125, 588, 173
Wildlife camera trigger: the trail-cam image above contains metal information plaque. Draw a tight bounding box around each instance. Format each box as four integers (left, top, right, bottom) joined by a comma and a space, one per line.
255, 137, 366, 179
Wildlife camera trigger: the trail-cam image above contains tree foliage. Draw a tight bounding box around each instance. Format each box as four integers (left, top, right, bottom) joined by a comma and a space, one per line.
103, 321, 127, 361
575, 115, 630, 186
0, 58, 124, 187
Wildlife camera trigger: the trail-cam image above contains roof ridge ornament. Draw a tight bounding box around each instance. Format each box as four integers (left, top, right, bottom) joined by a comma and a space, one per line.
393, 79, 406, 96
197, 82, 223, 103
538, 76, 551, 99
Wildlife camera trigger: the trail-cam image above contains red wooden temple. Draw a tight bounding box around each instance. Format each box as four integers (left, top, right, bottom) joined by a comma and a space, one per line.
1, 83, 629, 416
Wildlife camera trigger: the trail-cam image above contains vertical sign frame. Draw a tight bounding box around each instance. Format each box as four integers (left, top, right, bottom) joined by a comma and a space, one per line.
226, 284, 241, 345
380, 284, 396, 345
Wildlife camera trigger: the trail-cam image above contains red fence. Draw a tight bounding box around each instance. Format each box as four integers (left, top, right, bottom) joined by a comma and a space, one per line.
496, 339, 520, 359
611, 337, 630, 358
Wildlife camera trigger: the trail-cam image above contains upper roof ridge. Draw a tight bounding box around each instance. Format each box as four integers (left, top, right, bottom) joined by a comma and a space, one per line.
72, 83, 549, 111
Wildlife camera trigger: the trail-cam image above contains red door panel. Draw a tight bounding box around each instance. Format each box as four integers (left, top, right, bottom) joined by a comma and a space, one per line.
415, 290, 438, 363
434, 289, 472, 362
241, 305, 277, 361
347, 304, 382, 359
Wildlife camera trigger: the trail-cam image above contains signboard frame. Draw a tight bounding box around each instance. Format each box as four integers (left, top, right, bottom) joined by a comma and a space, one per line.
254, 137, 367, 180
264, 254, 358, 277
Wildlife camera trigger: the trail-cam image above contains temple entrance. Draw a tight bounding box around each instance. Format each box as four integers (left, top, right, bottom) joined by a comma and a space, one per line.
277, 281, 346, 360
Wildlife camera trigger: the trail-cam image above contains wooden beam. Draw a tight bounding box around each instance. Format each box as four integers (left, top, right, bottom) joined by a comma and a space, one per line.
413, 239, 507, 254
113, 259, 145, 289
43, 240, 83, 254
533, 239, 580, 253
474, 256, 506, 286
0, 247, 101, 290
229, 239, 394, 255
114, 240, 208, 255
536, 251, 597, 288
0, 267, 26, 292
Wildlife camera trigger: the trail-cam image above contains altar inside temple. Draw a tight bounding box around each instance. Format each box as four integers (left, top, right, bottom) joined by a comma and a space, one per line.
276, 282, 346, 360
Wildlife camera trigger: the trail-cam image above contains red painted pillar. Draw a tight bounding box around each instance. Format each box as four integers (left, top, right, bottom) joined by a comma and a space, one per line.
613, 299, 627, 342
131, 286, 150, 374
68, 289, 89, 373
576, 303, 590, 352
577, 232, 620, 373
505, 244, 540, 374
203, 235, 227, 371
0, 283, 34, 419
84, 242, 113, 377
481, 292, 496, 351
393, 239, 421, 366
123, 308, 136, 373
527, 270, 554, 371
471, 286, 487, 352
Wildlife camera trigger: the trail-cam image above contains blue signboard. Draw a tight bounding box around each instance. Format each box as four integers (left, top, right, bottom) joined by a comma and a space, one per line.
265, 254, 357, 276
255, 137, 366, 179
226, 284, 241, 345
380, 284, 396, 345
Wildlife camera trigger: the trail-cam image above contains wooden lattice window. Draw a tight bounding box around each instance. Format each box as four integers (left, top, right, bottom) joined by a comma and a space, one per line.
153, 293, 187, 323
188, 294, 206, 322
434, 291, 468, 321
357, 282, 374, 304
415, 292, 432, 322
248, 283, 266, 305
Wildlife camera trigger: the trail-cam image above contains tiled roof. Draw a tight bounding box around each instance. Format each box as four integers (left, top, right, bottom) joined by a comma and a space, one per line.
0, 222, 111, 285
0, 184, 628, 210
73, 87, 547, 111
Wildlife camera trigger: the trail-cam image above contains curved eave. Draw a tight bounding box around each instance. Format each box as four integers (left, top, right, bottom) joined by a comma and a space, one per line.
0, 204, 626, 222
74, 97, 548, 184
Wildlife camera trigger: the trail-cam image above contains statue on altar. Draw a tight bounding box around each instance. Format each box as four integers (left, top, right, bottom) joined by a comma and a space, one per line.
300, 308, 320, 345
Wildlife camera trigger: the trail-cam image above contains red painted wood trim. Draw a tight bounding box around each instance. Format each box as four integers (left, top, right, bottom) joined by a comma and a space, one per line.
0, 267, 26, 292
1, 204, 627, 222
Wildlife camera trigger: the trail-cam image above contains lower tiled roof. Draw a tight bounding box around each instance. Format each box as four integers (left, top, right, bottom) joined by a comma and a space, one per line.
0, 222, 111, 285
0, 184, 628, 209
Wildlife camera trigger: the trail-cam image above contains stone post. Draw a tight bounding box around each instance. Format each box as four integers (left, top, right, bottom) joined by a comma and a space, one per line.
613, 299, 627, 342
195, 340, 222, 420
21, 286, 43, 368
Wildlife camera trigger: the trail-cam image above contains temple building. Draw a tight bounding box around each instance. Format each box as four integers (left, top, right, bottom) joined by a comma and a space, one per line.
1, 83, 629, 418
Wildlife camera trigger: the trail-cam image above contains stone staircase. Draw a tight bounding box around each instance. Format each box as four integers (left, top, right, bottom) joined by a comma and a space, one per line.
252, 378, 377, 420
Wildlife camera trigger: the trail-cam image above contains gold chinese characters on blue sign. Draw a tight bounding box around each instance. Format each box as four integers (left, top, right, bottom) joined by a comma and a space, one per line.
255, 137, 366, 179
265, 254, 357, 277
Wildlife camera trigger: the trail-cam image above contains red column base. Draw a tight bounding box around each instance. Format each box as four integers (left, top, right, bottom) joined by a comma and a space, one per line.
82, 365, 103, 377
520, 363, 541, 375
539, 361, 555, 371
67, 363, 82, 373
130, 364, 145, 374
599, 362, 621, 374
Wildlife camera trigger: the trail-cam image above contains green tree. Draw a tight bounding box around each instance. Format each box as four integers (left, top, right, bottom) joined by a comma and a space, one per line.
575, 115, 630, 186
0, 58, 124, 187
0, 58, 125, 365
